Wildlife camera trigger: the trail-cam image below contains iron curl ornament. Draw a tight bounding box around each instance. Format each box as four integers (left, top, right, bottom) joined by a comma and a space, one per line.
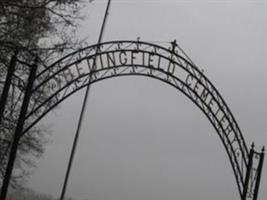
0, 40, 264, 200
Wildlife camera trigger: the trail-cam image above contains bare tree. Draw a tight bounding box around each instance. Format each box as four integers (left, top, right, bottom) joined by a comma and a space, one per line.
0, 0, 88, 188
8, 188, 54, 200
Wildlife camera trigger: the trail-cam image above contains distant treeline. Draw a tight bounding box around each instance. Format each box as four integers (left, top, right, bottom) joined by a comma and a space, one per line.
7, 188, 74, 200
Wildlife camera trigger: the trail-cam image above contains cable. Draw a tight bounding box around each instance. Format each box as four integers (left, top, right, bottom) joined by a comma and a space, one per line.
59, 1, 112, 199
175, 42, 199, 70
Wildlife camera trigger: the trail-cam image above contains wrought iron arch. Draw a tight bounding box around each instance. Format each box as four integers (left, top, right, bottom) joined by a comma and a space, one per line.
19, 40, 263, 200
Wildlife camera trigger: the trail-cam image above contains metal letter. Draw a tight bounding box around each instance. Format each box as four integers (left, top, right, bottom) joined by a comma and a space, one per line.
119, 51, 127, 65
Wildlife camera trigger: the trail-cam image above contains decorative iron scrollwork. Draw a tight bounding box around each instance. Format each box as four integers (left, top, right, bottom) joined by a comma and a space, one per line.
7, 40, 262, 200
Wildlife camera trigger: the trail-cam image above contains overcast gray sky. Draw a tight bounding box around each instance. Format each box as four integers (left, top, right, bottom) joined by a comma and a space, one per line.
26, 1, 267, 200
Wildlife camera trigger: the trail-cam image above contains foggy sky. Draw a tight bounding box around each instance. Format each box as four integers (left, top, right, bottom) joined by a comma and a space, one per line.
25, 1, 267, 200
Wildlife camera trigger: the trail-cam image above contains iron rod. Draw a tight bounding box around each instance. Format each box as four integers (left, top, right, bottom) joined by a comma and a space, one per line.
0, 52, 17, 126
0, 52, 17, 172
0, 60, 38, 200
242, 143, 254, 200
253, 147, 265, 200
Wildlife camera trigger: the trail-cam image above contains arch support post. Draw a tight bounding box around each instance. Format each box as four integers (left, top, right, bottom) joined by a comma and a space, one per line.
242, 144, 265, 200
0, 52, 17, 125
253, 147, 264, 200
0, 52, 17, 169
242, 144, 254, 200
0, 59, 38, 200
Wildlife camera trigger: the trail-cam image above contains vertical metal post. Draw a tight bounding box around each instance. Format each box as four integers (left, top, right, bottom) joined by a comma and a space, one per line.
253, 147, 265, 200
242, 143, 254, 200
0, 52, 17, 171
0, 59, 37, 200
0, 52, 17, 125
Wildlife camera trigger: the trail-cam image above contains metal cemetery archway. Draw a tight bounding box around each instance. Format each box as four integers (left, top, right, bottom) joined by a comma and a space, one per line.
0, 40, 264, 200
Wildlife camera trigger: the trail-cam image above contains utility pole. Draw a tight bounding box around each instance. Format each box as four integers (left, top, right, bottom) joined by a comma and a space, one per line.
59, 0, 112, 199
